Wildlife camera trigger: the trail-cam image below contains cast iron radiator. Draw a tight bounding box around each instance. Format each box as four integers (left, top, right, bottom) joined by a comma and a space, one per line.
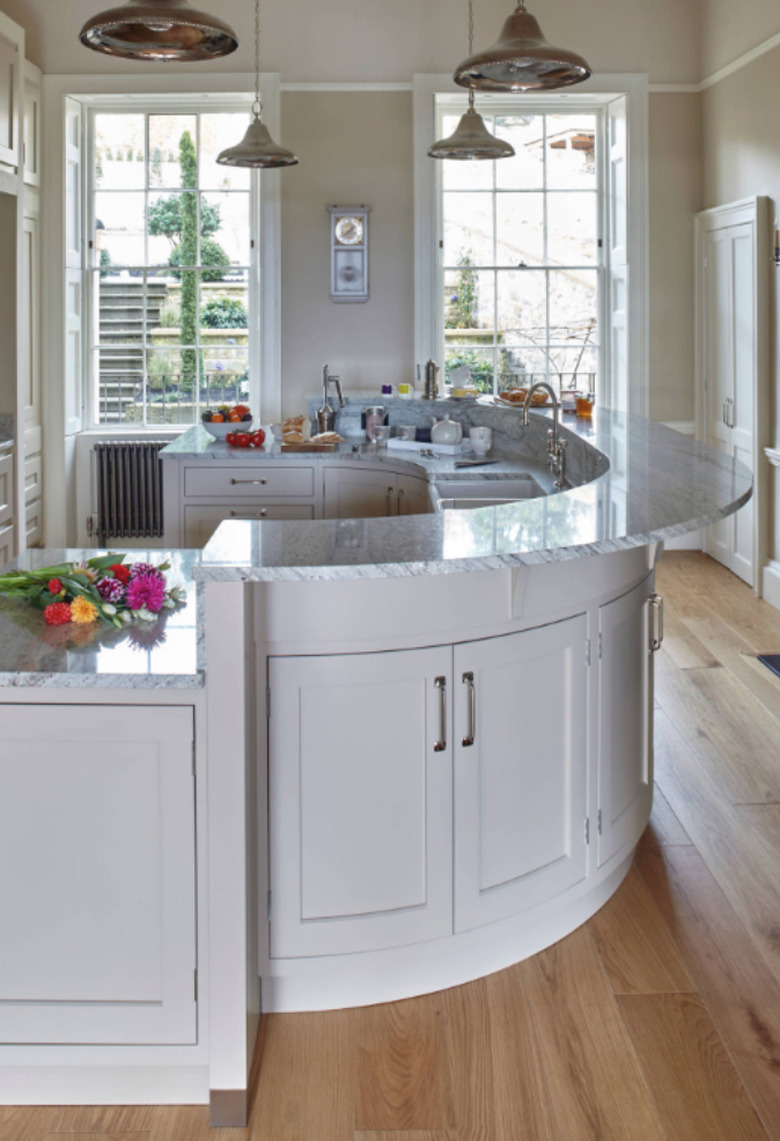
93, 441, 166, 543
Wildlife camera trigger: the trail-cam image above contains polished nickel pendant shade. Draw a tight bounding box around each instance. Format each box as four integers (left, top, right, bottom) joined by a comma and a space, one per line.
79, 0, 238, 62
454, 2, 591, 92
428, 96, 515, 161
217, 0, 297, 169
429, 0, 515, 162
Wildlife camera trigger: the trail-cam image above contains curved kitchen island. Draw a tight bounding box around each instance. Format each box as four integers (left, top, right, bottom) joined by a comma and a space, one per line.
0, 407, 753, 1122
189, 407, 752, 1013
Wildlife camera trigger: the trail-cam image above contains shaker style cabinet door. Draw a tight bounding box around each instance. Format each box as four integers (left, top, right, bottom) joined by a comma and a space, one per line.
323, 466, 398, 518
268, 646, 453, 957
453, 615, 589, 933
597, 575, 653, 867
0, 704, 197, 1045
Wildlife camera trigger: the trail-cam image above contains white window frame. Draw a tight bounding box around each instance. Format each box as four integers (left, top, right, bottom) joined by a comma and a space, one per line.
413, 73, 648, 416
85, 98, 261, 429
42, 72, 284, 546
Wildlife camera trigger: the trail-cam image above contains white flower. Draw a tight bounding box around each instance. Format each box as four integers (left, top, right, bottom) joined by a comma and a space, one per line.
119, 609, 133, 624
135, 607, 156, 623
169, 584, 187, 603
101, 603, 117, 616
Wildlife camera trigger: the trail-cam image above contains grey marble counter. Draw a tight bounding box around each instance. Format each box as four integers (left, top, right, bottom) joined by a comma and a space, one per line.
0, 413, 14, 451
190, 409, 753, 583
0, 549, 203, 688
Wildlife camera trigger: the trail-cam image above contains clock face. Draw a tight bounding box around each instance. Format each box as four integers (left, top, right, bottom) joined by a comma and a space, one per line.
335, 215, 364, 246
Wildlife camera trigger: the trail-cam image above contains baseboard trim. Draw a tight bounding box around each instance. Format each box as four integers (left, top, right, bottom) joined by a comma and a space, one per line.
762, 561, 780, 612
0, 1065, 208, 1105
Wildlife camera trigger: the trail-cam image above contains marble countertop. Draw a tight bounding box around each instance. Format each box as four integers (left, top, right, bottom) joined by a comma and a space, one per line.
0, 549, 204, 688
190, 409, 753, 583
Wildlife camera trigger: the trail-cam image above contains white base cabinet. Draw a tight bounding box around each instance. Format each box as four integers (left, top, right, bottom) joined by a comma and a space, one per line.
453, 616, 588, 932
267, 614, 593, 960
0, 704, 197, 1045
322, 466, 430, 519
269, 647, 453, 957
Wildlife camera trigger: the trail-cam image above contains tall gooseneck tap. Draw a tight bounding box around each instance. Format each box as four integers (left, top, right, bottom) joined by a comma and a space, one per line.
317, 364, 345, 434
522, 381, 567, 489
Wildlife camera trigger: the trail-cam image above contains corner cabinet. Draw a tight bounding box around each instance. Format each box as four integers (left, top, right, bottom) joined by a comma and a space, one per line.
323, 465, 430, 518
267, 613, 590, 960
0, 704, 198, 1045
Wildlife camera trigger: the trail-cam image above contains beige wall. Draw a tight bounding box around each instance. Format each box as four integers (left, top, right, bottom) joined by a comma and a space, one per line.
647, 94, 701, 423
701, 45, 780, 562
2, 0, 701, 83
280, 92, 414, 417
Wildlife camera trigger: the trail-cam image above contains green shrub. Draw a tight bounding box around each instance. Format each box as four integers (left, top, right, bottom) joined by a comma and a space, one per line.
201, 298, 248, 328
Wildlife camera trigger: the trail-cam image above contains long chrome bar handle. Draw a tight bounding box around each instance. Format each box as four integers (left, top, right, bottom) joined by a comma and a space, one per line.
231, 477, 267, 485
722, 398, 729, 427
649, 592, 664, 653
462, 671, 475, 747
433, 676, 447, 752
728, 397, 735, 428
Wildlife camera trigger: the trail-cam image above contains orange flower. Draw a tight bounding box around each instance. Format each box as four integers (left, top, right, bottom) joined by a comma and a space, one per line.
70, 596, 99, 624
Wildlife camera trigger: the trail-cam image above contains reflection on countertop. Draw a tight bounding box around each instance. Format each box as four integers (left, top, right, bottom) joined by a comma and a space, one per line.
0, 549, 203, 688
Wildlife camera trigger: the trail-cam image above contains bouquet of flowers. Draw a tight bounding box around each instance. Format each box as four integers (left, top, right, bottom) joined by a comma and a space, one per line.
0, 554, 186, 629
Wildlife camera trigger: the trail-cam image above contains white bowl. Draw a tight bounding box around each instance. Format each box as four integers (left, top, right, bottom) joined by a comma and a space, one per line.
202, 419, 253, 440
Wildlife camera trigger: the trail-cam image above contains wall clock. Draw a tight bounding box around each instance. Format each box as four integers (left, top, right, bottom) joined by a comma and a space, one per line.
329, 205, 370, 302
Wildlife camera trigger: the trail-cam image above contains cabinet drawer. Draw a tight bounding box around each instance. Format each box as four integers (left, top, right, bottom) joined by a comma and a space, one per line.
26, 497, 42, 547
0, 522, 13, 568
24, 453, 42, 503
184, 465, 315, 498
184, 503, 314, 547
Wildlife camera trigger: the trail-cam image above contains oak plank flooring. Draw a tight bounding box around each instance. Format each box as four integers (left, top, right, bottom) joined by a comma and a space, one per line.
638, 781, 692, 849
589, 863, 694, 994
617, 991, 771, 1140
520, 926, 666, 1141
635, 844, 780, 1140
441, 969, 561, 1141
5, 553, 780, 1141
354, 995, 454, 1133
247, 1010, 355, 1141
49, 1109, 154, 1133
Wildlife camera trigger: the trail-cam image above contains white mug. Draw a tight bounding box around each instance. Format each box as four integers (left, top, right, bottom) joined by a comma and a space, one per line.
469, 426, 492, 456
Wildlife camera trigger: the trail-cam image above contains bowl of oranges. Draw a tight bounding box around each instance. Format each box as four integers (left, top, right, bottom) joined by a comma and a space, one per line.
201, 404, 253, 439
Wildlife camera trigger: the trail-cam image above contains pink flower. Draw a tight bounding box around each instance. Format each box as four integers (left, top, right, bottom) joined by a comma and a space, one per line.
130, 562, 164, 583
97, 577, 125, 603
126, 572, 166, 613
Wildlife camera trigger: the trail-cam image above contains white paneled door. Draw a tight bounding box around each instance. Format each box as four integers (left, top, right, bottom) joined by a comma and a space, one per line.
697, 198, 769, 588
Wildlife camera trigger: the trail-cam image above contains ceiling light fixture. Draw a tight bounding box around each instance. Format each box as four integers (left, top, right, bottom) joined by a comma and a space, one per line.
429, 0, 515, 162
217, 0, 298, 169
79, 0, 238, 62
454, 1, 591, 93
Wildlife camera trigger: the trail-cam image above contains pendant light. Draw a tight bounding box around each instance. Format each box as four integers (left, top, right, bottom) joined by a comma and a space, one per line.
429, 0, 515, 161
454, 1, 591, 93
217, 0, 298, 169
79, 0, 238, 62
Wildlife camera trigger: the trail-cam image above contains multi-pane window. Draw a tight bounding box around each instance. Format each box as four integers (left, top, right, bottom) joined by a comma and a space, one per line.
90, 110, 254, 426
440, 107, 601, 397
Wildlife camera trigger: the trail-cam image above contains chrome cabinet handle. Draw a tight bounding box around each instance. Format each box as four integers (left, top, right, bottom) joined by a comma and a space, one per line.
728, 397, 734, 428
462, 671, 475, 747
433, 676, 447, 752
386, 486, 395, 516
397, 487, 405, 515
722, 399, 728, 426
649, 592, 664, 653
231, 477, 267, 485
230, 509, 267, 518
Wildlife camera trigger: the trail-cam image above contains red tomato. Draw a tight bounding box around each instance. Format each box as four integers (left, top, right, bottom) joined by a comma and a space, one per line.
235, 433, 251, 448
250, 429, 266, 448
225, 431, 237, 446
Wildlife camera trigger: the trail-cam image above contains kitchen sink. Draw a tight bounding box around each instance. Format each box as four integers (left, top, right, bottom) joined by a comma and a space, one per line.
433, 475, 548, 510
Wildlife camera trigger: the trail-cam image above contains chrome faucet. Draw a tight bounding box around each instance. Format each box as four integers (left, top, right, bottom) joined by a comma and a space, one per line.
316, 364, 345, 434
522, 382, 567, 490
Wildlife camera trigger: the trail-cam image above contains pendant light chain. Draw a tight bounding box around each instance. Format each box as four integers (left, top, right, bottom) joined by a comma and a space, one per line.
253, 0, 263, 119
467, 0, 475, 109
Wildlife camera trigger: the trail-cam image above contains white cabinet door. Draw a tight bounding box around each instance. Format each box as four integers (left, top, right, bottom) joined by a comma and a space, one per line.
323, 466, 397, 518
396, 472, 432, 516
0, 704, 197, 1045
183, 502, 314, 546
268, 647, 453, 957
0, 32, 19, 170
453, 616, 589, 932
597, 577, 653, 866
23, 64, 40, 186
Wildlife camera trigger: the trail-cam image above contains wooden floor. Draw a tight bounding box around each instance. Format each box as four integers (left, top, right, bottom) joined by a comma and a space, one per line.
5, 550, 780, 1140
